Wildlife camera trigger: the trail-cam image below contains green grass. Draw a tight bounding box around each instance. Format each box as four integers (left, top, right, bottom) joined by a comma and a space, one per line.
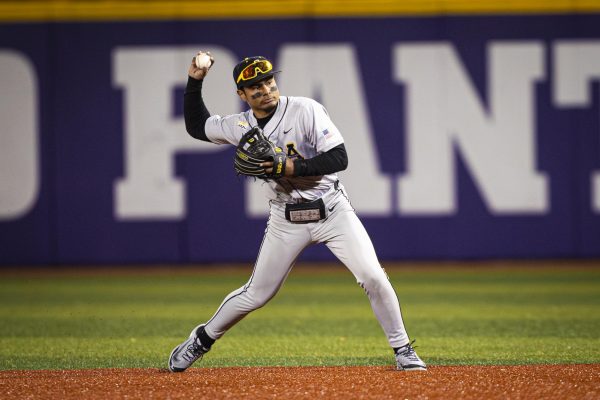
0, 264, 599, 370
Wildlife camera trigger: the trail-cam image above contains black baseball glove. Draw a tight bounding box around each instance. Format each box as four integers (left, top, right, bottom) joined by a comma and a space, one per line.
234, 127, 287, 180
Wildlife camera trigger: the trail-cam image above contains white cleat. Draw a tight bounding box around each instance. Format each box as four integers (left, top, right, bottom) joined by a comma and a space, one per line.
168, 324, 211, 372
395, 340, 427, 371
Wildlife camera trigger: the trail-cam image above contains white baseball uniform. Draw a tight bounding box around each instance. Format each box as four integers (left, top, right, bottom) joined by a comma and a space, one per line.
202, 96, 410, 348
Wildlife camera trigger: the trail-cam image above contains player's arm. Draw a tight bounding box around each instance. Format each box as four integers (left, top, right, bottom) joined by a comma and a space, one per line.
184, 52, 214, 142
263, 143, 348, 177
184, 77, 211, 141
292, 143, 347, 176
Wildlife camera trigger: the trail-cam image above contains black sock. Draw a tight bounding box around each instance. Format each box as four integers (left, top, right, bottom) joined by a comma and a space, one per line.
197, 326, 216, 348
393, 342, 410, 354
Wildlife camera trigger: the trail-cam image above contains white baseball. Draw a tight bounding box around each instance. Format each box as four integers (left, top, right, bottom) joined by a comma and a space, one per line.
195, 53, 212, 69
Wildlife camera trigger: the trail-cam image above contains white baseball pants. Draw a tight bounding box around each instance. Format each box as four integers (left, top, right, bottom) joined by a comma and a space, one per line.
203, 186, 410, 348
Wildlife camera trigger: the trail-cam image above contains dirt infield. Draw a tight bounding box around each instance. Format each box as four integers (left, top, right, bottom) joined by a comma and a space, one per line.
1, 365, 598, 399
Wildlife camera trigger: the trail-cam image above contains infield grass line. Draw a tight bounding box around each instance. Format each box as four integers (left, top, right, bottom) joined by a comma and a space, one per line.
0, 263, 598, 370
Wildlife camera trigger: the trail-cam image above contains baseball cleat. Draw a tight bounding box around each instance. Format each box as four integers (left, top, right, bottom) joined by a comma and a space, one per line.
395, 340, 427, 371
168, 324, 211, 372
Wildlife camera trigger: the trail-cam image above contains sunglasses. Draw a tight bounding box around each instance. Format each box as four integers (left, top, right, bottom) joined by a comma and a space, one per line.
236, 60, 273, 83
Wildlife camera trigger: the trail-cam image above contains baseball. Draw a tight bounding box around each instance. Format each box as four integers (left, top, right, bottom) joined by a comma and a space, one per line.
195, 53, 212, 69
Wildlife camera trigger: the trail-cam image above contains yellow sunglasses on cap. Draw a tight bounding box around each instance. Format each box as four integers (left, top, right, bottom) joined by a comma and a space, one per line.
236, 60, 274, 84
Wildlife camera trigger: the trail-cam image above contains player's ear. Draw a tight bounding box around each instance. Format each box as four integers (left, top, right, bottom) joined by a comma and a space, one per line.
237, 89, 247, 102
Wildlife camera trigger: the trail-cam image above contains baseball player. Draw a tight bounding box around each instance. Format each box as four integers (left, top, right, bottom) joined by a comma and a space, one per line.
168, 52, 426, 372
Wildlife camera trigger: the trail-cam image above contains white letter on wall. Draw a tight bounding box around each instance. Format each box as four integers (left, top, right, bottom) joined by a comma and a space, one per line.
394, 42, 548, 215
554, 40, 600, 213
245, 44, 392, 217
113, 46, 237, 220
0, 50, 39, 220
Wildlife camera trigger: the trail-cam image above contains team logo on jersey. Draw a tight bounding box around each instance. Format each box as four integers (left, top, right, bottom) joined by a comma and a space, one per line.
286, 143, 304, 160
237, 121, 249, 129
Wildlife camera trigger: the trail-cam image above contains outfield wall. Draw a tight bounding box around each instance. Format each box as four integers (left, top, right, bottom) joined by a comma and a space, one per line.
1, 1, 600, 264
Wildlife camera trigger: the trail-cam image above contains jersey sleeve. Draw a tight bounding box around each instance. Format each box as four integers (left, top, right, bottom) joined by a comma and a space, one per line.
204, 114, 247, 145
302, 99, 344, 153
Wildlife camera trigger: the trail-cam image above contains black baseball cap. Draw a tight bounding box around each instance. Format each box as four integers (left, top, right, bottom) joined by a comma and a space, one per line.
233, 56, 280, 89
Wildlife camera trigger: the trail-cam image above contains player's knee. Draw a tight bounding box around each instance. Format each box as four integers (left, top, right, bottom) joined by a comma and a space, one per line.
246, 286, 277, 309
358, 272, 387, 294
251, 296, 270, 309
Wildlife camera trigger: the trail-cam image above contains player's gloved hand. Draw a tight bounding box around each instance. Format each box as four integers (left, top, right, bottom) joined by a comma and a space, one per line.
261, 158, 294, 177
234, 127, 287, 180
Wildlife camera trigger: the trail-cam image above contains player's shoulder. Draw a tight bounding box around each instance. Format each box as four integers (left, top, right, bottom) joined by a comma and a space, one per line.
285, 96, 325, 117
208, 110, 250, 124
206, 111, 252, 139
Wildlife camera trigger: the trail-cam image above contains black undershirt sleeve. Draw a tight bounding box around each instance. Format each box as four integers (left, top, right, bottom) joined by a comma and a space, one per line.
293, 143, 348, 177
183, 76, 211, 142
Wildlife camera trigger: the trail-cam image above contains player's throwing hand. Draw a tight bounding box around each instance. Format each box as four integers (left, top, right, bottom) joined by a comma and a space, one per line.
188, 51, 214, 80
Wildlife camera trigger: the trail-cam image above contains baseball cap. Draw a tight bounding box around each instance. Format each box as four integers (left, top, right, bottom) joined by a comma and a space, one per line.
233, 56, 280, 89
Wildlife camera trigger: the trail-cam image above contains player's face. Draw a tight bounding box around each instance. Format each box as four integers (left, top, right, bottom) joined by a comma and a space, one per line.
238, 76, 280, 118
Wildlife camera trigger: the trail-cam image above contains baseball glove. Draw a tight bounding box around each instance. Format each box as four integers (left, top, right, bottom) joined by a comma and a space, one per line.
234, 127, 287, 180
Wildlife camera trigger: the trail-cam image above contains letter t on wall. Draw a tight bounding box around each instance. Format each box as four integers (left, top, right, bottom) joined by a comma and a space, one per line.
554, 40, 600, 213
